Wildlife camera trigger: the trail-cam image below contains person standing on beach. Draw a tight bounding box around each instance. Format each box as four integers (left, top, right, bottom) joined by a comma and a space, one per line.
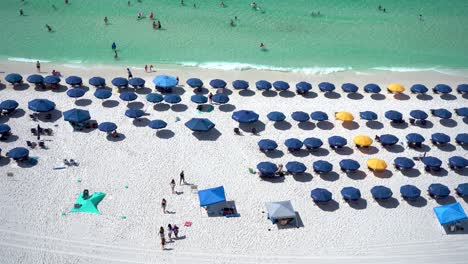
104, 16, 108, 25
161, 198, 167, 213
127, 68, 133, 79
170, 179, 176, 194
159, 227, 165, 250
36, 61, 41, 72
179, 170, 185, 185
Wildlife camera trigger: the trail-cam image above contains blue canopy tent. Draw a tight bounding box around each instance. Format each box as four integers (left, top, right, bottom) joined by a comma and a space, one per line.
394, 157, 415, 170
0, 100, 19, 112
28, 99, 55, 112
153, 75, 178, 90
186, 78, 203, 88
455, 107, 468, 117
457, 84, 468, 94
371, 186, 393, 200
285, 161, 306, 174
385, 110, 403, 122
291, 111, 310, 122
63, 109, 91, 123
267, 111, 286, 122
431, 108, 452, 119
94, 89, 112, 100
111, 77, 128, 88
44, 75, 60, 85
400, 185, 421, 200
212, 93, 229, 104
66, 88, 86, 98
422, 156, 442, 171
360, 111, 378, 121
377, 134, 399, 146
191, 94, 208, 104
257, 162, 278, 177
148, 119, 167, 129
318, 82, 335, 92
428, 183, 450, 198
209, 79, 227, 89
232, 110, 259, 123
433, 203, 467, 225
313, 160, 333, 174
310, 111, 328, 121
7, 147, 29, 160
339, 159, 360, 172
0, 124, 11, 134
328, 136, 347, 149
258, 139, 278, 151
125, 109, 145, 118
27, 74, 44, 84
89, 77, 106, 87
456, 184, 468, 197
296, 81, 312, 93
431, 133, 450, 145
341, 187, 361, 201
119, 91, 137, 102
185, 118, 215, 132
410, 110, 428, 120
265, 200, 298, 227
410, 84, 428, 94
433, 84, 452, 94
163, 94, 182, 104
341, 83, 358, 93
284, 138, 303, 151
98, 122, 117, 132
5, 73, 23, 84
65, 76, 83, 86
311, 188, 332, 203
146, 93, 163, 103
128, 77, 145, 88
364, 83, 381, 93
448, 156, 468, 169
232, 80, 249, 90
303, 137, 323, 150
273, 81, 290, 91
455, 133, 468, 145
198, 186, 226, 207
255, 80, 272, 90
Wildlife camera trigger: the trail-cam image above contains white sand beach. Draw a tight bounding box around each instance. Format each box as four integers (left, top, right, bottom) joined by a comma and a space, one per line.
0, 61, 467, 263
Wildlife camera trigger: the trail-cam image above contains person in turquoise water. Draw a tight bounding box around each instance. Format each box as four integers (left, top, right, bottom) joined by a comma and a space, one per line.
112, 42, 116, 50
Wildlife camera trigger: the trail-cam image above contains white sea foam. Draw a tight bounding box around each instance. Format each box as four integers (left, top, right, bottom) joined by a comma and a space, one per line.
8, 57, 50, 63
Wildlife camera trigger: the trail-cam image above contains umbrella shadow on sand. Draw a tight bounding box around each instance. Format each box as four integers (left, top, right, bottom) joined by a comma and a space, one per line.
192, 128, 221, 141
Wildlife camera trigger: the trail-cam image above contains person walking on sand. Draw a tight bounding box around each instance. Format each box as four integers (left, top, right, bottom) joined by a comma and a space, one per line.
208, 92, 213, 104
161, 198, 167, 213
159, 227, 165, 250
179, 170, 185, 185
170, 179, 176, 194
104, 16, 108, 25
167, 224, 173, 242
112, 42, 117, 50
127, 68, 133, 79
36, 61, 41, 72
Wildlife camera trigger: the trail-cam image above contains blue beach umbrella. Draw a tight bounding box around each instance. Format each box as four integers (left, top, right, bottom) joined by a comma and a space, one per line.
433, 84, 452, 94
7, 147, 29, 159
385, 110, 403, 122
359, 111, 378, 121
186, 78, 203, 88
431, 133, 450, 144
291, 111, 310, 122
455, 133, 468, 145
371, 186, 393, 200
255, 80, 272, 90
273, 81, 290, 91
364, 83, 381, 93
119, 91, 137, 102
400, 185, 421, 200
296, 81, 312, 93
125, 109, 145, 118
341, 187, 361, 201
310, 111, 328, 121
428, 184, 450, 198
232, 80, 249, 90
66, 88, 86, 98
63, 108, 91, 123
378, 134, 399, 146
410, 84, 428, 94
163, 94, 182, 104
285, 161, 307, 174
422, 156, 442, 168
185, 118, 215, 132
341, 83, 358, 93
128, 77, 145, 88
146, 93, 163, 103
209, 79, 226, 89
232, 110, 259, 123
267, 111, 286, 122
148, 119, 167, 129
98, 122, 117, 132
431, 108, 452, 119
311, 188, 332, 203
44, 75, 60, 84
5, 73, 23, 84
191, 94, 208, 104
456, 183, 468, 196
0, 100, 19, 111
94, 89, 112, 100
212, 93, 229, 104
313, 160, 333, 174
410, 110, 428, 120
449, 156, 468, 169
303, 137, 323, 150
285, 138, 303, 151
406, 133, 425, 143
27, 74, 44, 84
258, 139, 278, 151
257, 161, 278, 176
328, 136, 347, 148
112, 77, 128, 88
339, 159, 360, 172
0, 124, 11, 134
318, 82, 335, 92
28, 99, 55, 112
153, 75, 178, 88
455, 107, 468, 117
65, 76, 83, 86
457, 84, 468, 94
89, 77, 106, 87
394, 157, 415, 170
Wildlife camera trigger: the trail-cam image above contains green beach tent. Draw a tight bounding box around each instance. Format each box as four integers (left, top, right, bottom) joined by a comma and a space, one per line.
70, 192, 106, 214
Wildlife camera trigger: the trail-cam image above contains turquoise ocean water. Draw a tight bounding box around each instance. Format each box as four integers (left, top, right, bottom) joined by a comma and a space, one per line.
1, 0, 468, 72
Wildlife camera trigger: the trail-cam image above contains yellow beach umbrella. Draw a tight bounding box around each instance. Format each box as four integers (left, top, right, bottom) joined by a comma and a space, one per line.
335, 111, 354, 121
353, 135, 373, 147
387, 83, 405, 93
367, 158, 387, 171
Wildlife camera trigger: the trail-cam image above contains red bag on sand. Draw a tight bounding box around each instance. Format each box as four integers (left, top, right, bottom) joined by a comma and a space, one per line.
184, 221, 192, 227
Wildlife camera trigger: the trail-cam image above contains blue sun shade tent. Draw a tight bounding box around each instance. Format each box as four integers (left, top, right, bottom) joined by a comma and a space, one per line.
125, 109, 145, 118
112, 77, 128, 87
232, 80, 249, 90
410, 110, 428, 120
400, 185, 421, 200
267, 111, 286, 122
65, 76, 82, 86
394, 157, 415, 170
0, 100, 19, 111
7, 147, 29, 159
44, 75, 60, 84
153, 75, 178, 88
433, 84, 452, 94
285, 138, 303, 151
187, 78, 203, 88
163, 94, 182, 104
364, 83, 381, 93
119, 91, 137, 101
339, 159, 360, 172
98, 122, 117, 132
256, 80, 272, 90
148, 119, 167, 129
318, 82, 335, 92
431, 133, 450, 144
457, 84, 468, 93
449, 156, 468, 168
257, 162, 278, 177
209, 79, 226, 89
371, 186, 393, 200
311, 188, 332, 203
411, 84, 428, 94
198, 186, 226, 207
456, 133, 468, 145
455, 107, 468, 117
434, 203, 467, 225
379, 134, 399, 146
67, 88, 86, 98
128, 77, 145, 88
291, 111, 310, 122
185, 118, 215, 132
428, 184, 450, 198
341, 187, 361, 201
285, 161, 306, 174
310, 111, 328, 121
63, 108, 91, 123
89, 77, 106, 87
232, 110, 259, 123
385, 110, 403, 121
146, 93, 163, 103
313, 160, 333, 173
265, 201, 297, 226
212, 93, 229, 104
258, 139, 278, 151
27, 74, 44, 84
0, 124, 11, 134
94, 89, 112, 100
328, 136, 347, 148
273, 81, 289, 91
431, 108, 452, 119
406, 133, 425, 143
28, 99, 55, 112
296, 81, 312, 93
5, 73, 23, 84
303, 137, 323, 149
341, 83, 358, 93
422, 156, 442, 168
456, 184, 468, 196
360, 111, 378, 121
191, 94, 208, 104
